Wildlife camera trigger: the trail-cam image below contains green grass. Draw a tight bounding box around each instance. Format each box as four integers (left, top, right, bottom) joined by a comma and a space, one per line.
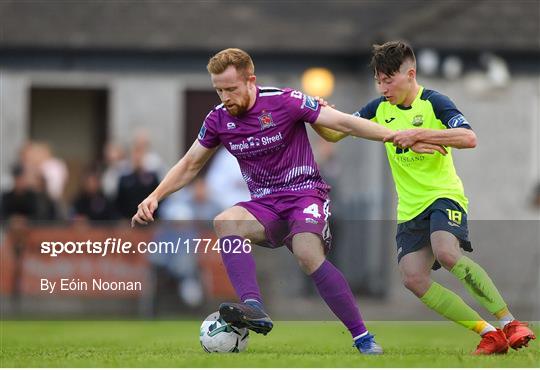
1, 320, 538, 367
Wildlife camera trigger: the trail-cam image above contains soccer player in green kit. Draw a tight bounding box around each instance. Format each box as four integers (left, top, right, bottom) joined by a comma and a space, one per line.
317, 41, 536, 355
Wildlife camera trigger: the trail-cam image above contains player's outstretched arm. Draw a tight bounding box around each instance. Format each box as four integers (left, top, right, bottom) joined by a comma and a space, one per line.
131, 141, 218, 226
315, 105, 393, 141
311, 124, 348, 143
385, 128, 477, 149
309, 97, 348, 142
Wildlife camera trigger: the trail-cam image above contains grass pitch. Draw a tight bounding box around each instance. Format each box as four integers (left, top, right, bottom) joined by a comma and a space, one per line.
1, 320, 538, 367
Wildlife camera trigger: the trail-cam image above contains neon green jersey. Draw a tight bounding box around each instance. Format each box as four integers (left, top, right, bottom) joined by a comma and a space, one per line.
355, 86, 471, 222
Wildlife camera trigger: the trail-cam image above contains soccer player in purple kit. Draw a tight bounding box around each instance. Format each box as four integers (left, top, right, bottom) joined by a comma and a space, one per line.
132, 48, 441, 354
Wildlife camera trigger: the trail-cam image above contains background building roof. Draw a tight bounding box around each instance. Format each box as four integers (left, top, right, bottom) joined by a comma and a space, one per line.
1, 0, 539, 53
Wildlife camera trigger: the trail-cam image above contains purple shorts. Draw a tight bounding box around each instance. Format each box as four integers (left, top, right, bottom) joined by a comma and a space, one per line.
236, 190, 332, 251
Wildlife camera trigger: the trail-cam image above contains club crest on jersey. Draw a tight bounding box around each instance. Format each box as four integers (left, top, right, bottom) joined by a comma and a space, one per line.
226, 122, 237, 130
412, 114, 424, 127
258, 112, 276, 130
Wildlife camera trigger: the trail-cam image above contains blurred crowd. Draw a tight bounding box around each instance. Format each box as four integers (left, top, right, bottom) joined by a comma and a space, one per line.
1, 133, 253, 309
1, 132, 251, 225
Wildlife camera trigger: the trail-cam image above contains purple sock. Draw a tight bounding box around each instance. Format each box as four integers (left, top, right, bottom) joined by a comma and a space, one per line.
220, 235, 262, 303
311, 260, 368, 338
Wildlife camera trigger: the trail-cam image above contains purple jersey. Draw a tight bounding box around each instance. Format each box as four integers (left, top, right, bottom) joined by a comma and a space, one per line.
198, 87, 330, 198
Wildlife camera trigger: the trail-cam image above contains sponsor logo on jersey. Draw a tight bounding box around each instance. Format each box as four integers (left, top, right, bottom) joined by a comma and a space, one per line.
247, 136, 261, 148
226, 122, 237, 130
305, 218, 318, 224
385, 117, 396, 123
412, 114, 424, 126
258, 112, 276, 130
198, 124, 207, 140
448, 114, 469, 128
448, 221, 460, 227
395, 154, 425, 167
229, 132, 283, 152
302, 95, 319, 111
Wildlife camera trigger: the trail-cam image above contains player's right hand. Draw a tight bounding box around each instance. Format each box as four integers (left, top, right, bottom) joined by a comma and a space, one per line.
131, 196, 159, 227
411, 142, 447, 155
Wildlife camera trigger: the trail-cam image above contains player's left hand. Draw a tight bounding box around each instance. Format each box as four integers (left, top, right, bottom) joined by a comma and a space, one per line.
314, 96, 336, 109
384, 129, 419, 148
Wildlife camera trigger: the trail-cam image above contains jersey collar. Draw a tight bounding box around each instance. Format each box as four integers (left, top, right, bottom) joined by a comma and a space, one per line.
397, 86, 424, 111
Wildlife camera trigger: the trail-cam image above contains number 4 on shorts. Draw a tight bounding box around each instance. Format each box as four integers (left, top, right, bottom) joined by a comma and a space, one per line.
303, 203, 321, 218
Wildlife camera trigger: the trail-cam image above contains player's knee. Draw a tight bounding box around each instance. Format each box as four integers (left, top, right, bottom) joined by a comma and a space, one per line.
292, 235, 325, 274
434, 249, 460, 271
296, 256, 322, 275
431, 232, 461, 270
402, 272, 430, 297
213, 210, 241, 237
294, 250, 324, 275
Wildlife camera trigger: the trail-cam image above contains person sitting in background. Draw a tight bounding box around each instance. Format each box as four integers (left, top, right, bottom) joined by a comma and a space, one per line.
160, 177, 222, 221
34, 173, 58, 221
1, 164, 37, 220
151, 178, 221, 309
73, 168, 118, 222
132, 129, 165, 179
205, 147, 250, 210
116, 143, 160, 220
101, 141, 131, 200
21, 141, 68, 202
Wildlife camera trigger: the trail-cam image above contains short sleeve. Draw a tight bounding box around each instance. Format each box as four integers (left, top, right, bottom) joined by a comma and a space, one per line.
197, 109, 221, 148
425, 90, 472, 129
282, 89, 321, 124
353, 97, 384, 121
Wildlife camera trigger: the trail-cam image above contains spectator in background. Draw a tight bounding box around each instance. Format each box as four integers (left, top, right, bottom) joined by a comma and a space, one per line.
1, 164, 37, 220
116, 142, 160, 219
101, 141, 130, 199
73, 168, 118, 222
133, 129, 165, 179
1, 164, 58, 222
153, 177, 220, 308
21, 142, 68, 202
205, 147, 250, 210
186, 177, 222, 220
18, 141, 41, 190
160, 177, 222, 221
34, 173, 57, 221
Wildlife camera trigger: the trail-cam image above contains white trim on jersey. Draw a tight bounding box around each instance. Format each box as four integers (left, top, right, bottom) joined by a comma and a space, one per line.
322, 198, 332, 242
259, 91, 284, 97
259, 86, 282, 91
259, 86, 284, 97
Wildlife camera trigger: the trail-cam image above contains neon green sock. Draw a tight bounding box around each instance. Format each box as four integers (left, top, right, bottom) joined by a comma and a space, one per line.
420, 281, 487, 332
450, 256, 507, 315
